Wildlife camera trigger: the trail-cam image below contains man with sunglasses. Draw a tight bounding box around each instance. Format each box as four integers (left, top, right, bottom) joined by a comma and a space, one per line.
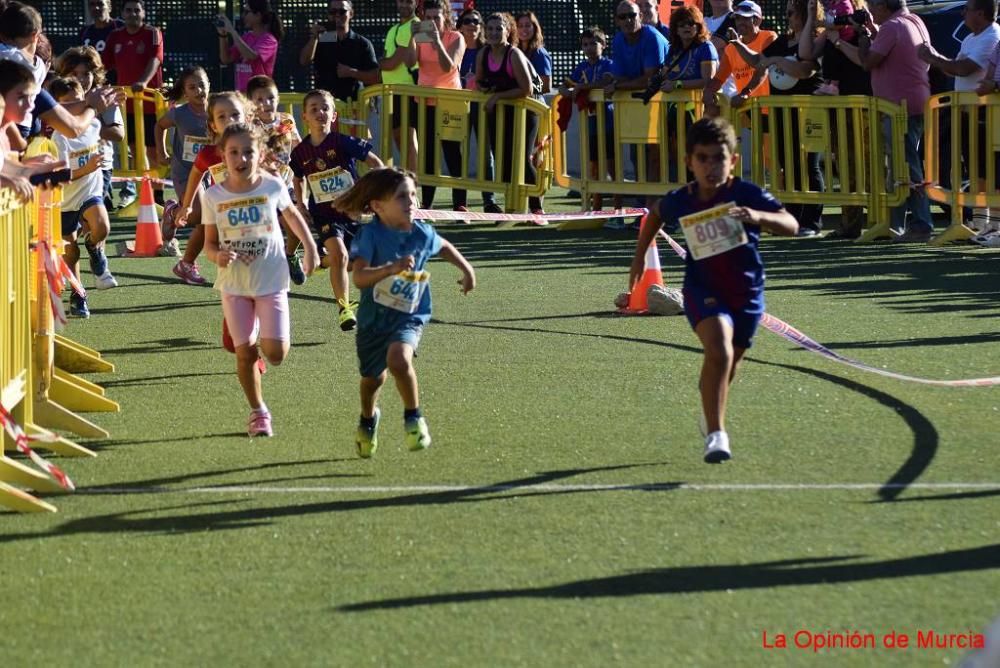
604, 0, 669, 95
300, 0, 378, 102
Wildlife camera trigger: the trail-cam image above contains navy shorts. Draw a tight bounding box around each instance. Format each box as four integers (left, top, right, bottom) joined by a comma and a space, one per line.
61, 196, 103, 237
357, 323, 423, 378
683, 284, 763, 350
312, 217, 360, 248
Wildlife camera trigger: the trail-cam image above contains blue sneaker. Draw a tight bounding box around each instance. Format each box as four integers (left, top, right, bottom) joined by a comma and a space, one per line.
86, 241, 108, 278
69, 292, 90, 319
287, 253, 306, 286
404, 416, 431, 451
356, 408, 381, 458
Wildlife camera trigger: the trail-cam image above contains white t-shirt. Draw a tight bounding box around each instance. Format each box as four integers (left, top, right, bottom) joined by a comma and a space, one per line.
53, 118, 104, 212
100, 106, 123, 170
200, 174, 292, 297
955, 24, 1000, 92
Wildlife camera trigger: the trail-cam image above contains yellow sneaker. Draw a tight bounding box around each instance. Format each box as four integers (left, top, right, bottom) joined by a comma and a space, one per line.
404, 417, 431, 451
337, 299, 358, 332
356, 408, 381, 458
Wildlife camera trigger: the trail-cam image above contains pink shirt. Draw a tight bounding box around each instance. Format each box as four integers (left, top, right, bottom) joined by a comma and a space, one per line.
418, 30, 462, 91
230, 31, 278, 92
869, 10, 931, 115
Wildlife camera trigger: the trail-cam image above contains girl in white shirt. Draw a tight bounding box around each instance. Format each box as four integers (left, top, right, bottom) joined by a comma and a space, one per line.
202, 122, 319, 437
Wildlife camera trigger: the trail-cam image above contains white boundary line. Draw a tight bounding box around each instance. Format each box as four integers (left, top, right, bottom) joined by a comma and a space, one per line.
77, 482, 1000, 495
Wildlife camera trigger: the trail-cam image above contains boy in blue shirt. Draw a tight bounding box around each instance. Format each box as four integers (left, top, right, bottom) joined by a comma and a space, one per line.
629, 118, 797, 463
340, 168, 476, 458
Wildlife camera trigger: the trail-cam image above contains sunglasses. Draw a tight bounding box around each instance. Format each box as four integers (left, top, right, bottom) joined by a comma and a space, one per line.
617, 11, 638, 19
329, 8, 348, 15
677, 20, 696, 27
460, 17, 481, 25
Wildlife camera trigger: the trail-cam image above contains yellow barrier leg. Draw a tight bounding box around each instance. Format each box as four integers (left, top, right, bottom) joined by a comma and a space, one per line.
0, 480, 57, 513
0, 455, 68, 494
33, 398, 110, 439
49, 368, 119, 413
25, 424, 96, 458
930, 222, 977, 246
54, 334, 115, 373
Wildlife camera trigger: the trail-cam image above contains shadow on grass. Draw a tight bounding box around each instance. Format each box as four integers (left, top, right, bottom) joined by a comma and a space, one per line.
81, 431, 250, 450
100, 371, 232, 388
869, 489, 1000, 504
802, 332, 1000, 350
336, 544, 1000, 611
756, 361, 937, 502
0, 463, 670, 543
99, 339, 221, 356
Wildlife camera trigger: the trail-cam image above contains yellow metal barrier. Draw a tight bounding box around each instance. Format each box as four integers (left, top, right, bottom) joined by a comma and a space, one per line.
278, 92, 365, 140
741, 95, 908, 242
358, 84, 552, 214
552, 89, 704, 215
925, 91, 1000, 245
112, 87, 170, 216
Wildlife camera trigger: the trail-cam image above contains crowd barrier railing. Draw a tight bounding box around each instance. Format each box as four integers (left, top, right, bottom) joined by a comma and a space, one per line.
925, 91, 1000, 246
738, 95, 908, 242
553, 89, 710, 210
358, 84, 552, 213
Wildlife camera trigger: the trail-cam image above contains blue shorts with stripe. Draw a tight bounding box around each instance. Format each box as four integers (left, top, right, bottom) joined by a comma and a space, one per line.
683, 284, 764, 350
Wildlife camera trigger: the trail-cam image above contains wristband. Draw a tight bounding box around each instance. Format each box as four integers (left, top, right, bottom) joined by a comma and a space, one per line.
674, 81, 683, 91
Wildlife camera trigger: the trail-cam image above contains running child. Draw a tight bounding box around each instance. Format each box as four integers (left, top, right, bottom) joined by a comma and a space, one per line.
154, 65, 210, 256
290, 89, 383, 331
54, 46, 124, 215
336, 168, 475, 458
245, 74, 306, 283
628, 117, 797, 463
201, 122, 319, 437
48, 77, 119, 318
172, 91, 250, 286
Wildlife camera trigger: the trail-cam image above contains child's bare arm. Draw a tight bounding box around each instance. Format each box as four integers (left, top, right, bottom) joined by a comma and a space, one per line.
365, 152, 385, 169
728, 206, 799, 236
353, 255, 416, 289
628, 206, 663, 289
437, 239, 475, 294
71, 153, 103, 180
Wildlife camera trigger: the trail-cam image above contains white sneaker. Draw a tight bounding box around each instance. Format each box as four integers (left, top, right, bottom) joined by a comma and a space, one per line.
94, 271, 118, 290
703, 430, 731, 463
157, 238, 181, 257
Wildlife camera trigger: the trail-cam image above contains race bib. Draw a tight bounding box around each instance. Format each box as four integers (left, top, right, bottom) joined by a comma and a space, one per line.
308, 167, 354, 204
69, 143, 100, 168
208, 162, 228, 185
182, 135, 210, 162
216, 196, 274, 259
373, 270, 430, 314
680, 201, 748, 261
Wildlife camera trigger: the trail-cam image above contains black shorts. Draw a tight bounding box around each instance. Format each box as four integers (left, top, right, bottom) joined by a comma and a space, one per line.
389, 94, 419, 130
312, 217, 360, 248
125, 110, 157, 148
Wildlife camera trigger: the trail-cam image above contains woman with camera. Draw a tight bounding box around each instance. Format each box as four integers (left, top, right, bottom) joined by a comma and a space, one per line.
217, 0, 285, 93
476, 12, 543, 216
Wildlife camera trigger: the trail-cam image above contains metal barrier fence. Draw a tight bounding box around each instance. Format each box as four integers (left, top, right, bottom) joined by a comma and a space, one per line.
114, 87, 172, 181
925, 91, 1000, 245
358, 84, 552, 214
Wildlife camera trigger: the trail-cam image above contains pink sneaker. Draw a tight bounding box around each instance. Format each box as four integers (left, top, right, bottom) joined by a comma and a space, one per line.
248, 410, 273, 437
255, 357, 267, 375
172, 260, 207, 285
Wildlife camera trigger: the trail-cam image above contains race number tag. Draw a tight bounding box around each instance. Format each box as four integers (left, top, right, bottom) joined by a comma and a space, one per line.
208, 162, 228, 185
216, 195, 273, 262
182, 135, 211, 162
308, 167, 354, 204
69, 143, 100, 168
679, 201, 748, 261
373, 270, 430, 314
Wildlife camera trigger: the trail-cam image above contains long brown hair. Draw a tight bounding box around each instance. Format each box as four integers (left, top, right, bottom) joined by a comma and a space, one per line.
514, 10, 543, 52
54, 45, 106, 87
335, 167, 416, 217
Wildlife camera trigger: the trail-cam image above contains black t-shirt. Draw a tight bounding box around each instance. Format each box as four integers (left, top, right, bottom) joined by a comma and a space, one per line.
312, 29, 379, 102
80, 19, 125, 54
821, 36, 872, 95
762, 34, 822, 95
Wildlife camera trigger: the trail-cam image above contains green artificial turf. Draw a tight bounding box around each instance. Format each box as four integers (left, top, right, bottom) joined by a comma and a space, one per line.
1, 189, 998, 666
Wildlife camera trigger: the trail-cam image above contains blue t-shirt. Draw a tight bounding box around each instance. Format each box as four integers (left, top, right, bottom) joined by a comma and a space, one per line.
460, 46, 480, 88
525, 47, 552, 77
610, 26, 669, 79
666, 41, 719, 82
570, 56, 615, 119
290, 131, 373, 223
659, 179, 783, 301
351, 218, 443, 330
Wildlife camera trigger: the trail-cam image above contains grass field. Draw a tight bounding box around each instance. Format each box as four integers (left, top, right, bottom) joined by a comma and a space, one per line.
2, 189, 999, 666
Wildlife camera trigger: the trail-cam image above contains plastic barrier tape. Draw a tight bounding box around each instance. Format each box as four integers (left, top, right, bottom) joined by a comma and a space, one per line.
0, 405, 74, 491
656, 229, 1000, 387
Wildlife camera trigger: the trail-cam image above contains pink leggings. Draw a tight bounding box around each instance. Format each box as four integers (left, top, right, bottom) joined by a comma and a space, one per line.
220, 291, 290, 347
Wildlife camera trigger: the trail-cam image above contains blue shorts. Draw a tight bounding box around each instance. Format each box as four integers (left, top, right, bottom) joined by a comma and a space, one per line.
313, 216, 360, 249
61, 197, 103, 237
357, 324, 423, 378
683, 284, 763, 349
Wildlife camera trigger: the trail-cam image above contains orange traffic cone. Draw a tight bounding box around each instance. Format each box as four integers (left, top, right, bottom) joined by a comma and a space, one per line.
622, 214, 665, 313
124, 177, 163, 257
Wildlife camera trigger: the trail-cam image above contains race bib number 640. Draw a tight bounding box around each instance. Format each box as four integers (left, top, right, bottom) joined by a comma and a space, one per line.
217, 195, 273, 243
679, 201, 748, 261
